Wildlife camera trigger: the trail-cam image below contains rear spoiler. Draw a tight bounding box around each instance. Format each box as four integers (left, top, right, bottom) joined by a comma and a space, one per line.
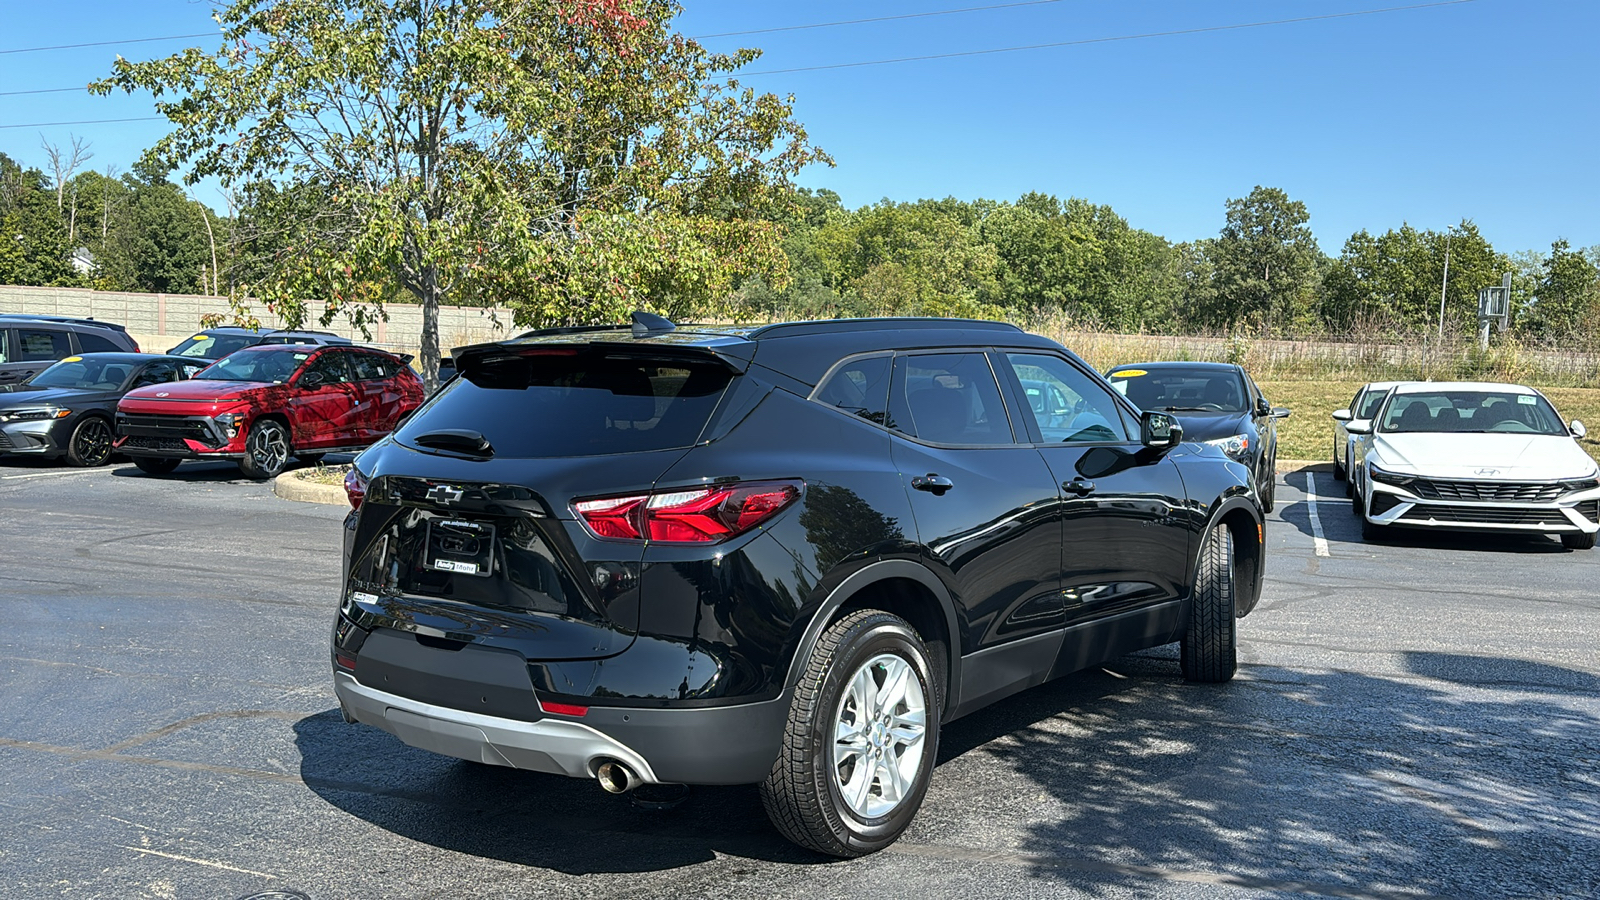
451, 337, 754, 383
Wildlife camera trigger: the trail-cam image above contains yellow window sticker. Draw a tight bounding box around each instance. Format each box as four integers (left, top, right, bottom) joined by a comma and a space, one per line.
1113, 369, 1147, 378
191, 334, 207, 341
62, 356, 82, 362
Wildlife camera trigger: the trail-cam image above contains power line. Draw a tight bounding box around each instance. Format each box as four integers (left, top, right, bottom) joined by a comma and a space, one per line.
723, 0, 1475, 77
690, 0, 1064, 39
0, 87, 86, 98
0, 116, 164, 131
0, 32, 218, 56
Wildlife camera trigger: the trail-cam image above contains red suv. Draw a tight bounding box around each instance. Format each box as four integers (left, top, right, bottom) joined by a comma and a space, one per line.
115, 344, 423, 479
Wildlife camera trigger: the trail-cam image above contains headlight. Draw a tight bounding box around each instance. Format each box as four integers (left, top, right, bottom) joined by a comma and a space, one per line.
1203, 433, 1251, 460
1558, 477, 1600, 493
213, 412, 246, 438
1369, 465, 1415, 488
0, 407, 69, 423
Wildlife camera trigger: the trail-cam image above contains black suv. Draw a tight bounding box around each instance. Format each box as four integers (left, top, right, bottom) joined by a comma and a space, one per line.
166, 326, 352, 360
0, 315, 141, 385
331, 315, 1265, 857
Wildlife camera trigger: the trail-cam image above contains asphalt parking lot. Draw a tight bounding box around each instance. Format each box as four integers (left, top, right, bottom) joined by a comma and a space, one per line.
3, 458, 1598, 899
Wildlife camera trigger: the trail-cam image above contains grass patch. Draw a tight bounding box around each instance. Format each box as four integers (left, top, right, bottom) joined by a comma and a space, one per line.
1259, 380, 1600, 464
297, 463, 351, 485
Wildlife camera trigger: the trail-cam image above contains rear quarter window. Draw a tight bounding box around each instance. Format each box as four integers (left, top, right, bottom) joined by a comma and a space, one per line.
398, 354, 733, 458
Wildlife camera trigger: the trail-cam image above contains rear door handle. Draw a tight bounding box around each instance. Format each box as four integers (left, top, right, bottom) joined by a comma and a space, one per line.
912, 474, 954, 495
1064, 479, 1096, 496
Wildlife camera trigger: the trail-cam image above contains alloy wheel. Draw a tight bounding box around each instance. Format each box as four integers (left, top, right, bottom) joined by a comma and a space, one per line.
73, 418, 113, 466
831, 653, 928, 819
249, 422, 289, 474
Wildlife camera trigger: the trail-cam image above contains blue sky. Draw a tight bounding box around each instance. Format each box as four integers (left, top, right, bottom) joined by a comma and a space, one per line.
2, 0, 1594, 255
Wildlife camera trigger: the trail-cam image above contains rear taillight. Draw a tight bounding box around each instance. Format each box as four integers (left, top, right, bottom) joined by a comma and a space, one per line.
574, 480, 802, 543
344, 466, 368, 509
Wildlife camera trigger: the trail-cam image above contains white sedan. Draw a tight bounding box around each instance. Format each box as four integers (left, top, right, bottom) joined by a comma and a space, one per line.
1331, 380, 1404, 493
1348, 381, 1599, 549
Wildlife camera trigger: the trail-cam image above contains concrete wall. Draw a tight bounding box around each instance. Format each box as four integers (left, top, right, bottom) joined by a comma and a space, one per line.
0, 284, 518, 356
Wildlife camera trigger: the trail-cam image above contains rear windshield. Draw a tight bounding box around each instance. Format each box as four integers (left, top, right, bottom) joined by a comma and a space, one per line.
170, 333, 260, 358
397, 352, 733, 458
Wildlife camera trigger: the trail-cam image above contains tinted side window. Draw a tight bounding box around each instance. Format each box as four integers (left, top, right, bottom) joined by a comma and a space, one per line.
18, 329, 70, 362
0, 330, 10, 363
813, 355, 890, 425
77, 332, 122, 353
888, 352, 1014, 446
132, 362, 179, 388
1356, 389, 1387, 419
1006, 353, 1129, 443
304, 350, 353, 384
349, 352, 387, 381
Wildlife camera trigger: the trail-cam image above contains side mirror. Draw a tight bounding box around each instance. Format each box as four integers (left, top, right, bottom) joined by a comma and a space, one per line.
301, 371, 325, 388
1346, 421, 1372, 435
1331, 409, 1352, 422
1271, 406, 1292, 419
1255, 398, 1272, 417
1572, 420, 1587, 439
1140, 410, 1184, 449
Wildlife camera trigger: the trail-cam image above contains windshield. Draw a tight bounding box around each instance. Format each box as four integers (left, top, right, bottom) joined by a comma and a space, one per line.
169, 332, 262, 359
28, 357, 136, 390
1378, 390, 1567, 435
1356, 388, 1391, 419
399, 352, 733, 458
195, 347, 310, 383
1107, 367, 1248, 413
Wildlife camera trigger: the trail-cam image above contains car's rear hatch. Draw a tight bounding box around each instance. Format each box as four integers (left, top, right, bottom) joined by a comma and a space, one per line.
344, 328, 753, 662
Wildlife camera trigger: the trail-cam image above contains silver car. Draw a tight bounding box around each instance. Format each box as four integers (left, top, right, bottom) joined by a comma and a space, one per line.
1331, 381, 1403, 495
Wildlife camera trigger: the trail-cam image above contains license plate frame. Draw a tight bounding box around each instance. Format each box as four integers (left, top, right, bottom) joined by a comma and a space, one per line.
425, 517, 496, 578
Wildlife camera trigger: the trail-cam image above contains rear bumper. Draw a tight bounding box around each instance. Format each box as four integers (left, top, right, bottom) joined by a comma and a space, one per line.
332, 670, 788, 785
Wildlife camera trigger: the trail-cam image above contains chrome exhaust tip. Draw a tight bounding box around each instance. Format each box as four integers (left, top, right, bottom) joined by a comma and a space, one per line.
596, 759, 637, 794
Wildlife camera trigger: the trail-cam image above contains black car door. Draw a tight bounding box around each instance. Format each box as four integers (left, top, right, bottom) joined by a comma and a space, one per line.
886, 350, 1065, 712
996, 351, 1192, 673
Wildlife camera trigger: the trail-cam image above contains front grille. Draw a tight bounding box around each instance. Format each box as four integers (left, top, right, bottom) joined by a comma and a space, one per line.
117, 414, 221, 447
1408, 478, 1563, 503
1399, 504, 1569, 526
123, 435, 192, 453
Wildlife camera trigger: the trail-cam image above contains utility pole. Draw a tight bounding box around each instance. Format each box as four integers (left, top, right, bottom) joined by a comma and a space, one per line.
1436, 230, 1453, 341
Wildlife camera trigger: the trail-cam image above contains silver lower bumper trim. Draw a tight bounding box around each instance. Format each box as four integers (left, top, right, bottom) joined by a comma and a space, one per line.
333, 671, 660, 784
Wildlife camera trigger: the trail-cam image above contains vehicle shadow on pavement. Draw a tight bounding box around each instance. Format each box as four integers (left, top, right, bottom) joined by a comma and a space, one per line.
106, 455, 351, 485
1277, 470, 1571, 555
1005, 649, 1600, 897
292, 709, 823, 871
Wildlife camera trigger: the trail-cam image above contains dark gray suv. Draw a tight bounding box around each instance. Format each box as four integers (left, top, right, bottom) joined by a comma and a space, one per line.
0, 315, 141, 386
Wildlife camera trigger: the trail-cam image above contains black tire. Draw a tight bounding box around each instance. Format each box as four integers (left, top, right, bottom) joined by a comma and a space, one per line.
238, 419, 291, 480
65, 416, 114, 467
1561, 532, 1596, 550
294, 452, 326, 465
1360, 513, 1387, 542
760, 610, 940, 858
1181, 525, 1237, 683
1332, 438, 1346, 482
133, 456, 181, 475
1259, 458, 1276, 514
1350, 476, 1363, 514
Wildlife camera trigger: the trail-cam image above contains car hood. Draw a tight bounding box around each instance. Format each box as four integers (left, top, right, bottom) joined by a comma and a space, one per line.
1371, 432, 1597, 479
0, 385, 111, 407
1166, 411, 1252, 443
121, 379, 274, 404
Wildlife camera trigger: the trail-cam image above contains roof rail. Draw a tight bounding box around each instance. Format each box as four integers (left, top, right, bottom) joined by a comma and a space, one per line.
0, 313, 128, 332
746, 317, 1020, 340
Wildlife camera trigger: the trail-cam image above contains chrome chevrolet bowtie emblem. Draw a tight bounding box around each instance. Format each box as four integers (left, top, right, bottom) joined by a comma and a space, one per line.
425, 484, 465, 504
1475, 468, 1500, 477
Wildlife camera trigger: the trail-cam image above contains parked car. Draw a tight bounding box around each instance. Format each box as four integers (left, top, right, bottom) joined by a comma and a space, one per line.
114, 344, 423, 479
1348, 381, 1599, 548
0, 353, 206, 466
166, 326, 352, 360
1105, 361, 1290, 511
330, 314, 1266, 857
1331, 381, 1403, 492
0, 315, 141, 386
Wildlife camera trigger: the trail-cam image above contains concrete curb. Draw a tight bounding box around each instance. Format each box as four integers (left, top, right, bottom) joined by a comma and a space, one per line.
273, 468, 348, 505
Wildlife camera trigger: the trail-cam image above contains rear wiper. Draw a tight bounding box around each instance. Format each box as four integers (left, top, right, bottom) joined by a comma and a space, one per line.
411, 429, 494, 458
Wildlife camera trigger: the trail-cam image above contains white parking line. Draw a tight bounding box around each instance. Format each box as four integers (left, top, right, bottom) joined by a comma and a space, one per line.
1, 468, 107, 480
1304, 470, 1331, 558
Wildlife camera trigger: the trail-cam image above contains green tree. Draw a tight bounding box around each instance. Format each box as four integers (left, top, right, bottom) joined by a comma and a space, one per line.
1208, 186, 1322, 332
1322, 222, 1505, 334
1527, 239, 1599, 338
811, 199, 1001, 318
95, 0, 826, 389
0, 153, 78, 287
96, 163, 216, 294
